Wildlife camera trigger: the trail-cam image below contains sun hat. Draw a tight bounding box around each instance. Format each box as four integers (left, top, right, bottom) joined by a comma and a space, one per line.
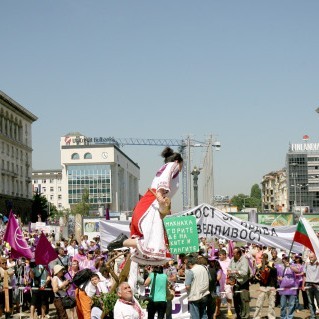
54, 264, 64, 275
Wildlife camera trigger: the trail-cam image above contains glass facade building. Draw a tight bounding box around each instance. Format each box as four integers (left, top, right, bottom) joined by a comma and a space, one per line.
67, 164, 111, 207
60, 134, 140, 214
287, 142, 319, 213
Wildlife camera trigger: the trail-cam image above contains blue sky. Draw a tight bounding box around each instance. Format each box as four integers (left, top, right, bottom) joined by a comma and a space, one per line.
1, 1, 319, 211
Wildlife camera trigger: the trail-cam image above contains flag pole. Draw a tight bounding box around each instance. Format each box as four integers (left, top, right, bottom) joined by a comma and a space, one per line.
285, 214, 301, 270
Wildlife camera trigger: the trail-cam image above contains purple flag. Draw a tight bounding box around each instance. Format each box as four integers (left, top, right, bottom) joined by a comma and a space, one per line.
3, 211, 33, 260
228, 240, 234, 259
105, 207, 110, 221
209, 241, 215, 260
35, 232, 58, 266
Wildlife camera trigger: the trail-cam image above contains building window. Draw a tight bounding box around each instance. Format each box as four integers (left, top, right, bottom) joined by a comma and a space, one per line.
67, 164, 111, 205
84, 152, 92, 159
42, 187, 46, 192
50, 187, 54, 192
71, 153, 80, 160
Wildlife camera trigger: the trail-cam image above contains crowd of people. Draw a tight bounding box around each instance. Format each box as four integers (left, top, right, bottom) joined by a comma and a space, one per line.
0, 230, 318, 319
1, 146, 319, 319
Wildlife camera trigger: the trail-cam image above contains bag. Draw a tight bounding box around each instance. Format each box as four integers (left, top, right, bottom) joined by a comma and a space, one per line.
166, 286, 175, 301
33, 277, 41, 288
226, 275, 236, 286
61, 295, 76, 309
72, 268, 94, 288
33, 267, 45, 287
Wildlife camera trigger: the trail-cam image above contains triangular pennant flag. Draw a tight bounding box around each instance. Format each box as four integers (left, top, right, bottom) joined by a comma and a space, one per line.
35, 232, 58, 266
3, 211, 33, 260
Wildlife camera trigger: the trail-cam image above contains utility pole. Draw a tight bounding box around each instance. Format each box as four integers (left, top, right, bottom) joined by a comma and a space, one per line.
191, 166, 200, 206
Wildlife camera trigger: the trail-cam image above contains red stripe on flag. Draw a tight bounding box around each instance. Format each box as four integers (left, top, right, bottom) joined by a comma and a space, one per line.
294, 231, 314, 252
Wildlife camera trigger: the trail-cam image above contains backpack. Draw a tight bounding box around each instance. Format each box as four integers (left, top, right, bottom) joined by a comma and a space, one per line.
33, 267, 45, 287
72, 268, 94, 288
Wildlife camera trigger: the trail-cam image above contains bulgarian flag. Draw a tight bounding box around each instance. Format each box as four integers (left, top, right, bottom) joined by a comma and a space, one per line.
293, 217, 319, 260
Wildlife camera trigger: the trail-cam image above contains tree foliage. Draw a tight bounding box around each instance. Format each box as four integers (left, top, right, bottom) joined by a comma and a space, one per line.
31, 191, 49, 222
71, 188, 90, 216
230, 184, 262, 212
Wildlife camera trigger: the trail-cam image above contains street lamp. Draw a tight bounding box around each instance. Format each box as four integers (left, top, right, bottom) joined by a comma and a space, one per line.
239, 196, 250, 211
297, 184, 308, 216
191, 166, 200, 206
290, 163, 298, 212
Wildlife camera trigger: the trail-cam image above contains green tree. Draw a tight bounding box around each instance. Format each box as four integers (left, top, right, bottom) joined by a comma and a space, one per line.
250, 184, 262, 211
230, 193, 248, 211
71, 188, 90, 216
31, 191, 49, 222
71, 188, 90, 243
230, 184, 262, 212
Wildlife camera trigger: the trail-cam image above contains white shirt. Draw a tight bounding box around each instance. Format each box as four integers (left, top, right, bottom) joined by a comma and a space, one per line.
84, 281, 108, 298
67, 245, 78, 257
113, 298, 143, 319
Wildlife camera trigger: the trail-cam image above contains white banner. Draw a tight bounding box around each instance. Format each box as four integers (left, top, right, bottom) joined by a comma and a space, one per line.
100, 220, 130, 251
100, 204, 304, 253
167, 203, 303, 253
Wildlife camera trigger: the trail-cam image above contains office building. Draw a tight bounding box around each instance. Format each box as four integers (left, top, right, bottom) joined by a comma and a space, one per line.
287, 138, 319, 213
32, 169, 63, 210
0, 91, 37, 218
60, 133, 140, 215
32, 134, 140, 219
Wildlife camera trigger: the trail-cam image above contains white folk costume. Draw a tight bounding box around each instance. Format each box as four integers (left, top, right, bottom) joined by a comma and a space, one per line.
130, 162, 180, 265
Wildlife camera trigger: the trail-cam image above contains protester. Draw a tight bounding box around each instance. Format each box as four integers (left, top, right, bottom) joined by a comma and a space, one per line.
207, 258, 222, 319
218, 249, 233, 317
277, 256, 298, 319
0, 256, 14, 317
90, 273, 109, 319
253, 253, 277, 319
290, 254, 304, 312
113, 281, 144, 319
144, 265, 168, 319
302, 252, 319, 319
185, 255, 210, 319
52, 264, 70, 319
65, 260, 80, 319
228, 246, 250, 319
29, 262, 51, 319
67, 240, 78, 260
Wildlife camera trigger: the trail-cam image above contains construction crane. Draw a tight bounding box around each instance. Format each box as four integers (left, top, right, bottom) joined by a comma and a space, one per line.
105, 136, 220, 210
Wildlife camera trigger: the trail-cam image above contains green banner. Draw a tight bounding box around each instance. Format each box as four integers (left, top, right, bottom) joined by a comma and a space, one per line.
303, 214, 319, 232
229, 213, 249, 221
258, 213, 294, 226
163, 215, 198, 255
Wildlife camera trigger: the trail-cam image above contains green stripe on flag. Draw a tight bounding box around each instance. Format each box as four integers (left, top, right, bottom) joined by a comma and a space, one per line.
296, 219, 307, 236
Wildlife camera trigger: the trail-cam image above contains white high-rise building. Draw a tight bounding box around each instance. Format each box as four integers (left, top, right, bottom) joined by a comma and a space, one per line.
33, 133, 141, 216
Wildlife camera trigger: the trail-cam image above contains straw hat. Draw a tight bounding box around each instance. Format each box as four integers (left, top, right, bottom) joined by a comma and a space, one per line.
54, 264, 64, 275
